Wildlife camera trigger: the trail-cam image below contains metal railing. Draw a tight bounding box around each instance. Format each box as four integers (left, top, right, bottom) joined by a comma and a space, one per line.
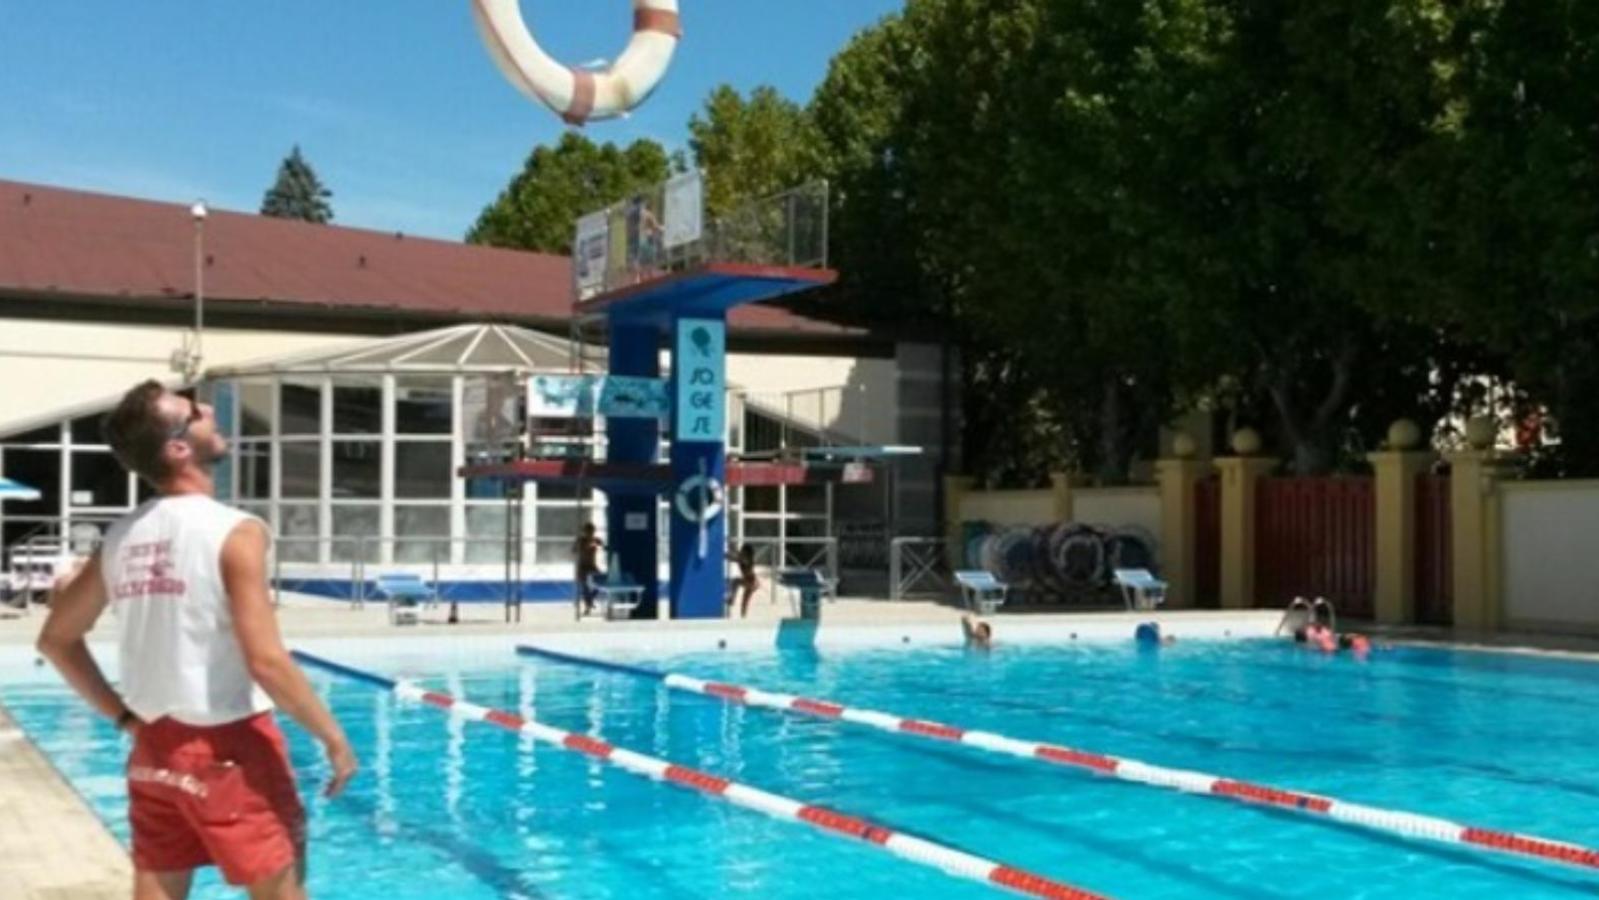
890, 537, 952, 600
732, 536, 840, 605
2, 516, 117, 614
577, 179, 830, 301
732, 385, 870, 454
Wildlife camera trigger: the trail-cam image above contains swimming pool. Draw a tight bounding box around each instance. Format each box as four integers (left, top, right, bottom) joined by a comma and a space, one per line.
5, 635, 1599, 898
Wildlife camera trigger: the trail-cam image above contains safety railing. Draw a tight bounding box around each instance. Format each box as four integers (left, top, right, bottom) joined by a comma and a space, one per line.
889, 536, 951, 600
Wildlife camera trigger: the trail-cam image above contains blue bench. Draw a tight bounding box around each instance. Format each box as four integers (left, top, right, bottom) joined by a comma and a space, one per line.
374, 573, 436, 625
954, 570, 1007, 615
1113, 568, 1167, 611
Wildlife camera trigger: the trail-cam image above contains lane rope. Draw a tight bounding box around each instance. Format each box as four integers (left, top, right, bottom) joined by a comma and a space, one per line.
292, 650, 1109, 900
516, 644, 1599, 874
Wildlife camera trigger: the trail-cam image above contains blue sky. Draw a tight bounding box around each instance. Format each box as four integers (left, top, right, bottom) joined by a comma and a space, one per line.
0, 1, 902, 240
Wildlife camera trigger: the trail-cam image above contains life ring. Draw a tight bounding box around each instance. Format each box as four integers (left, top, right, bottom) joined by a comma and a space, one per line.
675, 474, 724, 523
471, 0, 683, 125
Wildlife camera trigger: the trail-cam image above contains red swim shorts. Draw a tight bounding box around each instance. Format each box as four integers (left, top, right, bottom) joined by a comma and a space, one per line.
126, 712, 306, 886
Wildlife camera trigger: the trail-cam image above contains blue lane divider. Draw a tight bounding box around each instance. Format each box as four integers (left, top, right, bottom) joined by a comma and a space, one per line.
292, 649, 399, 690
516, 644, 666, 682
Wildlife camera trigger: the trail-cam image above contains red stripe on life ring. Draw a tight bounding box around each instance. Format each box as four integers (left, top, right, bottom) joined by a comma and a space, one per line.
563, 70, 597, 125
635, 9, 683, 38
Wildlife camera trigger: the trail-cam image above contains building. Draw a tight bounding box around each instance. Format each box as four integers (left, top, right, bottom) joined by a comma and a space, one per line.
0, 179, 947, 599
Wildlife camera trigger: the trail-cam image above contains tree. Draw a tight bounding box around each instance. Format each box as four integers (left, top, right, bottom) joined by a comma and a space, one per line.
260, 145, 334, 223
688, 85, 821, 218
467, 132, 673, 253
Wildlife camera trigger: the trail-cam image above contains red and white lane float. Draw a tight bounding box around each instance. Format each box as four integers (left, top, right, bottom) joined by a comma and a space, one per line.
291, 651, 1107, 900
516, 645, 1599, 875
470, 0, 682, 125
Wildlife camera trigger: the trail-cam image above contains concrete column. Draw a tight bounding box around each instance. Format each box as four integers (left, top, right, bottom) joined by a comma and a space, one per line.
1447, 449, 1503, 632
1215, 456, 1276, 609
1049, 472, 1074, 523
1367, 450, 1434, 625
943, 474, 975, 566
1154, 457, 1208, 608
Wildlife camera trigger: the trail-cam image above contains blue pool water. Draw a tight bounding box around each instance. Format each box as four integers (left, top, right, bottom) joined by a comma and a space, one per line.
6, 638, 1599, 898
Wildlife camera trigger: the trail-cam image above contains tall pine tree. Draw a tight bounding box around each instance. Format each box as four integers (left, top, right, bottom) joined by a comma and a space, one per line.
260, 146, 334, 223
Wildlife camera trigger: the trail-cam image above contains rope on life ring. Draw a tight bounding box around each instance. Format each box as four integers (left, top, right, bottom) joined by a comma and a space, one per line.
470, 0, 683, 125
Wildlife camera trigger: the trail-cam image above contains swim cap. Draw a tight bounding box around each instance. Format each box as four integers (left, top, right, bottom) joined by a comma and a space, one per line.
1135, 622, 1161, 645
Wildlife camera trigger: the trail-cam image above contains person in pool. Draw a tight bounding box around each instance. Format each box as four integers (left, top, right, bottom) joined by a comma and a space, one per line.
1293, 623, 1372, 658
962, 615, 994, 650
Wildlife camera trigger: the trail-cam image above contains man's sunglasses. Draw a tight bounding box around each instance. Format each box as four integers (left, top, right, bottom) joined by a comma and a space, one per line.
168, 392, 204, 440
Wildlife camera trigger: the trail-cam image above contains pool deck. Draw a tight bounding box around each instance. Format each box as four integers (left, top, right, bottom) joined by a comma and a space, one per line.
1, 596, 1597, 897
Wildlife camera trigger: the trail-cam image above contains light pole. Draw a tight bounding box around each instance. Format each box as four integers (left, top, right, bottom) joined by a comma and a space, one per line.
187, 200, 207, 383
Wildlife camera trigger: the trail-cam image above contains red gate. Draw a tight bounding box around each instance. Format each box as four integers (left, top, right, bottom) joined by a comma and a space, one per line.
1414, 474, 1453, 625
1194, 476, 1220, 608
1255, 477, 1375, 617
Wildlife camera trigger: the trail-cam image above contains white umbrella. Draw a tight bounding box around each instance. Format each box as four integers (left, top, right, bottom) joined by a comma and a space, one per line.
0, 477, 41, 502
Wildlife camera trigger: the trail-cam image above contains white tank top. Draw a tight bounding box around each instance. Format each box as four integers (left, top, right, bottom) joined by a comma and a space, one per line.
100, 494, 274, 726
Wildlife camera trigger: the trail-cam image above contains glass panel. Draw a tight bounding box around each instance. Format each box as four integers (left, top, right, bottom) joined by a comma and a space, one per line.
465, 505, 508, 564
278, 503, 319, 563
70, 452, 129, 507
332, 379, 382, 435
535, 506, 583, 541
332, 441, 380, 500
238, 442, 273, 500
395, 378, 453, 435
71, 414, 105, 446
280, 381, 322, 436
240, 383, 274, 437
1, 447, 59, 516
395, 505, 450, 564
395, 442, 451, 500
280, 442, 321, 500
332, 505, 380, 563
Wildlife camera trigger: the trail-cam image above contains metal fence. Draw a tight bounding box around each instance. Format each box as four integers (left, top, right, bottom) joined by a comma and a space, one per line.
889, 537, 951, 600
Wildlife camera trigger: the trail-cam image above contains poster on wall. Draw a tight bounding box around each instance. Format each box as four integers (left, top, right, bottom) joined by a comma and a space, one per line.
673, 318, 725, 443
527, 374, 669, 421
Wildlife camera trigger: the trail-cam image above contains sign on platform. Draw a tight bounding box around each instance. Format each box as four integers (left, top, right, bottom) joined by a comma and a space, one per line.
663, 171, 703, 249
528, 374, 670, 420
574, 210, 610, 298
673, 318, 725, 443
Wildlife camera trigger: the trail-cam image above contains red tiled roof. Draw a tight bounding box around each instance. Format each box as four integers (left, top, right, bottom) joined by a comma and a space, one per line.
0, 179, 858, 337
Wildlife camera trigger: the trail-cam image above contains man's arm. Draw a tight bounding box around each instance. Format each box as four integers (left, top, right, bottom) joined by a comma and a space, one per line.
221, 521, 357, 797
36, 553, 135, 728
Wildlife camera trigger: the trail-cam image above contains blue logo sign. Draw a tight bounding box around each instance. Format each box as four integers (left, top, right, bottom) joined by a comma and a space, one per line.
674, 318, 725, 443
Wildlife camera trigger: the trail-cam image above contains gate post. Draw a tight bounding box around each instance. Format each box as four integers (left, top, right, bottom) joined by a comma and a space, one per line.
1447, 419, 1504, 632
1368, 422, 1434, 625
1215, 432, 1275, 609
1155, 442, 1207, 609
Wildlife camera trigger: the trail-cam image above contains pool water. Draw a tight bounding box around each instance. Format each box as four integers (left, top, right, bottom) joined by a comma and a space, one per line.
6, 639, 1599, 898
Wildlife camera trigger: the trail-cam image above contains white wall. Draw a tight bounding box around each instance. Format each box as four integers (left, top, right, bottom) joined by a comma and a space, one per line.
0, 318, 358, 434
725, 353, 899, 445
1073, 487, 1162, 539
1500, 481, 1599, 631
960, 490, 1057, 528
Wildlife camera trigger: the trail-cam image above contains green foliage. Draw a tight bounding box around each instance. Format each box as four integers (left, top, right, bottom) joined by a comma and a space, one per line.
260, 145, 334, 224
467, 133, 672, 253
688, 85, 821, 217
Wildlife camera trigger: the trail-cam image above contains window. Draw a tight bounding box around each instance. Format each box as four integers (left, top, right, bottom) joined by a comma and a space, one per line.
238, 442, 272, 500
1, 448, 58, 516
395, 378, 453, 435
70, 452, 129, 507
331, 506, 380, 563
465, 505, 508, 563
332, 379, 382, 435
280, 381, 322, 436
394, 506, 450, 563
332, 441, 380, 499
395, 442, 451, 499
70, 415, 106, 446
240, 383, 274, 437
278, 504, 319, 563
280, 442, 321, 499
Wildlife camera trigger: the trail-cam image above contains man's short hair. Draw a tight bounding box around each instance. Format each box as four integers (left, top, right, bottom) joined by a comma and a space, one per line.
103, 379, 174, 483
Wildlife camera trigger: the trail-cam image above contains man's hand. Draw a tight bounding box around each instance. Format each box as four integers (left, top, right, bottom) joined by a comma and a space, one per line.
324, 739, 358, 798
